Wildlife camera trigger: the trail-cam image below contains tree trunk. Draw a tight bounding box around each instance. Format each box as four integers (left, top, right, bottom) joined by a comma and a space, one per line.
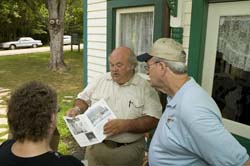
47, 0, 67, 72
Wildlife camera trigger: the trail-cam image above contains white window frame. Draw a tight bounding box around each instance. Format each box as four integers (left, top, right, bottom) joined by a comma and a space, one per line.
202, 1, 250, 139
115, 6, 154, 48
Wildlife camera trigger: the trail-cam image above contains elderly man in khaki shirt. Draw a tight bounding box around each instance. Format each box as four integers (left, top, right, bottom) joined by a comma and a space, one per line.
67, 47, 162, 166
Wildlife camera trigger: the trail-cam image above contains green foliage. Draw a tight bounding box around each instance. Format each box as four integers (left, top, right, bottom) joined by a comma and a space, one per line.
57, 103, 73, 138
58, 140, 69, 155
0, 0, 47, 42
64, 0, 83, 36
0, 0, 83, 44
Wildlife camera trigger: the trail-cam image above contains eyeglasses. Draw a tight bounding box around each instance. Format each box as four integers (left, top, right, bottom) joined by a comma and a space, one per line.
144, 62, 159, 71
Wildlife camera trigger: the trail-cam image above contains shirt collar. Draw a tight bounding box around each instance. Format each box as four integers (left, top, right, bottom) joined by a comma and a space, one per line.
106, 72, 139, 86
167, 77, 195, 107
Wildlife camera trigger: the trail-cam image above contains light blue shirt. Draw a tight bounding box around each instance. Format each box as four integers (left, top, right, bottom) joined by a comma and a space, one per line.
149, 78, 249, 166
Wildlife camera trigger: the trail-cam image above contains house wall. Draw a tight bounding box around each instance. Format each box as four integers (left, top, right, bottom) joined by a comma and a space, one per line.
84, 0, 250, 154
87, 0, 107, 84
182, 0, 192, 57
170, 0, 192, 58
85, 0, 192, 83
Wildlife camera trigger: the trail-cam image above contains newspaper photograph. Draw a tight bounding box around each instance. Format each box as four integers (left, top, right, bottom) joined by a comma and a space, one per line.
64, 99, 116, 147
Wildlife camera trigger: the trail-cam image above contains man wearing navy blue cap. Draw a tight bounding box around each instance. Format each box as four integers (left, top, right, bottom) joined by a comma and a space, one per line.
137, 38, 250, 166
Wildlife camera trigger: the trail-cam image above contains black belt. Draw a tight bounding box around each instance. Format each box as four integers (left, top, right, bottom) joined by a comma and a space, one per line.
102, 140, 132, 148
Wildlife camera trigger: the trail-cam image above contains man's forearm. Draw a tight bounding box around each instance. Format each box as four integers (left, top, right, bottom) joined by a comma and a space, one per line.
74, 99, 89, 113
126, 116, 159, 133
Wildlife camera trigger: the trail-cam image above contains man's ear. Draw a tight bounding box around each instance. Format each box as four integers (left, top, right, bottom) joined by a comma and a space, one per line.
128, 64, 135, 70
158, 62, 167, 77
159, 62, 167, 70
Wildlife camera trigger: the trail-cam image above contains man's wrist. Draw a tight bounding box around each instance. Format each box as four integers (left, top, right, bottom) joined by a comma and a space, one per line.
74, 106, 82, 114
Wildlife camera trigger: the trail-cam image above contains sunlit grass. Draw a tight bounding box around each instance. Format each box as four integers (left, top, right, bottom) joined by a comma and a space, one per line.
0, 50, 84, 154
0, 130, 8, 137
0, 114, 7, 119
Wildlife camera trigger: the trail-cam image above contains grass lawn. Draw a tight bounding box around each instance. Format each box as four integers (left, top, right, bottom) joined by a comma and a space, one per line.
0, 50, 84, 155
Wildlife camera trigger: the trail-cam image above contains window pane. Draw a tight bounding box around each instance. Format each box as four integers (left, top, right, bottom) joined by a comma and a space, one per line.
117, 11, 154, 73
212, 15, 250, 126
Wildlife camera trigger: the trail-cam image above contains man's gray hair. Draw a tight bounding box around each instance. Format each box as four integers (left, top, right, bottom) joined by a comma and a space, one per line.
152, 57, 187, 74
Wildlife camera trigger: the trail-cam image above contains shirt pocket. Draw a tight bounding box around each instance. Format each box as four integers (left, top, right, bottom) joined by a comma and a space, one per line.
127, 99, 144, 118
163, 115, 180, 146
165, 116, 176, 130
164, 107, 176, 130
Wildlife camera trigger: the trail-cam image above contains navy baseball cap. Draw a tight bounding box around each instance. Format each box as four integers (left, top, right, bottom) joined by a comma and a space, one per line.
137, 38, 186, 63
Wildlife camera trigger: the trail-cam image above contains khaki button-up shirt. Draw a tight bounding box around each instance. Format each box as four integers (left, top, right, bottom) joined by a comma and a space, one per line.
77, 73, 162, 143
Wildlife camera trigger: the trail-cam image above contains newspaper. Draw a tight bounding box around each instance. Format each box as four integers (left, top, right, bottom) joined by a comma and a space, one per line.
63, 99, 116, 147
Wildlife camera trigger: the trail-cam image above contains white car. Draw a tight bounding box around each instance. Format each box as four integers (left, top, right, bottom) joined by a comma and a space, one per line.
63, 35, 71, 45
0, 37, 43, 50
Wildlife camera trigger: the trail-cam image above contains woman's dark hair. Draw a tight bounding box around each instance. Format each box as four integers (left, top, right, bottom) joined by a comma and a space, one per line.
7, 81, 57, 142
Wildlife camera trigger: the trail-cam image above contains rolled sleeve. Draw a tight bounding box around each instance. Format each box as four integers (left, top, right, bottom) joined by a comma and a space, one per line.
76, 75, 103, 105
185, 107, 249, 165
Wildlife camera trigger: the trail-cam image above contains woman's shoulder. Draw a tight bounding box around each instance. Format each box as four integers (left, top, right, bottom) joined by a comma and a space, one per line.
0, 139, 15, 150
40, 152, 84, 166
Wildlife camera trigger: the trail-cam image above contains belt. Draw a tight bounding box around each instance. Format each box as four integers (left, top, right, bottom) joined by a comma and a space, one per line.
102, 140, 132, 148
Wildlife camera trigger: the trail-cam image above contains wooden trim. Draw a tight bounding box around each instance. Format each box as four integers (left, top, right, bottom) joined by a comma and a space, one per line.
209, 0, 248, 3
188, 0, 208, 84
166, 0, 178, 16
83, 0, 88, 87
233, 134, 250, 155
107, 0, 168, 72
189, 0, 250, 148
